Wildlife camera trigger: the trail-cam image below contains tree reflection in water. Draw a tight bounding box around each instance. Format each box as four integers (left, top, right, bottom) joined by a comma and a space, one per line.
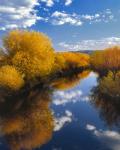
91, 71, 120, 127
51, 70, 90, 90
0, 70, 91, 150
1, 70, 119, 149
0, 88, 54, 150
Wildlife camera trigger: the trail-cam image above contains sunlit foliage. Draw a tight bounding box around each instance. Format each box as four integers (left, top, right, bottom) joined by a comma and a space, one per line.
3, 30, 53, 56
0, 30, 90, 91
91, 46, 120, 70
61, 52, 90, 69
53, 52, 67, 73
12, 50, 55, 79
52, 52, 90, 73
0, 65, 24, 90
3, 30, 55, 79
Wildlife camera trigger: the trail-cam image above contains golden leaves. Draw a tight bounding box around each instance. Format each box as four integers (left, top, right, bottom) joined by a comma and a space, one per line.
91, 46, 120, 70
3, 30, 52, 56
61, 52, 90, 68
3, 30, 55, 81
53, 52, 90, 73
0, 65, 24, 90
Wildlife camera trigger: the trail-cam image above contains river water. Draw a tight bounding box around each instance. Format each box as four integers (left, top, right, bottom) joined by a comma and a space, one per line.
0, 71, 119, 150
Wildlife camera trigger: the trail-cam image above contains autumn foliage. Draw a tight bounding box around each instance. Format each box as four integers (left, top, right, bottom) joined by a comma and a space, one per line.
0, 65, 24, 90
0, 30, 56, 90
53, 53, 67, 72
0, 30, 90, 91
91, 46, 120, 70
4, 30, 55, 79
3, 30, 53, 56
60, 52, 90, 68
53, 52, 90, 73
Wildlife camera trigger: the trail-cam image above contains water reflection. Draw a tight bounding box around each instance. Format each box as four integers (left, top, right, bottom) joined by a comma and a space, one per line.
86, 123, 120, 150
0, 70, 91, 150
91, 71, 120, 126
51, 70, 90, 90
0, 89, 54, 150
0, 70, 120, 150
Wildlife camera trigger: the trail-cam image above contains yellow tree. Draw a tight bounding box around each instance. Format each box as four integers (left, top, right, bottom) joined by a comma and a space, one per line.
3, 30, 55, 79
0, 65, 24, 90
53, 52, 90, 72
61, 52, 90, 68
90, 46, 120, 70
53, 52, 67, 73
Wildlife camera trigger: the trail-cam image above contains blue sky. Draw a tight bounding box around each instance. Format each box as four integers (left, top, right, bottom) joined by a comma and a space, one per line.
0, 0, 120, 51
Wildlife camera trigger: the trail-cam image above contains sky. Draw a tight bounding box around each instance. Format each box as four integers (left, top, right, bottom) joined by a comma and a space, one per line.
0, 0, 120, 51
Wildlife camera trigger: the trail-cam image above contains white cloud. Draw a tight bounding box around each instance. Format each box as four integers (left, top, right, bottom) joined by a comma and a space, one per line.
0, 0, 41, 30
52, 89, 90, 106
65, 0, 73, 6
0, 0, 115, 31
40, 0, 54, 7
86, 124, 96, 131
0, 1, 115, 31
59, 37, 120, 51
50, 9, 114, 26
52, 72, 97, 106
86, 124, 120, 150
81, 9, 114, 23
54, 110, 72, 131
51, 11, 83, 26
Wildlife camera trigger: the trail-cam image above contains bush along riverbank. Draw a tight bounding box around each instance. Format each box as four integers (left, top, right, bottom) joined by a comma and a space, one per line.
0, 30, 90, 97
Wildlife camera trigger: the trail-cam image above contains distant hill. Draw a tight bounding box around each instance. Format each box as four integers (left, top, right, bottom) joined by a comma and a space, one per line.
71, 50, 94, 55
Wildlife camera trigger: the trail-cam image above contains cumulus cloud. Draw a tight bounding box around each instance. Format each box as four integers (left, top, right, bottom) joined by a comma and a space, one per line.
0, 0, 115, 30
52, 89, 90, 106
52, 72, 97, 106
65, 0, 73, 6
86, 124, 120, 150
40, 0, 54, 7
86, 124, 97, 131
82, 9, 114, 23
54, 110, 73, 131
51, 11, 83, 26
50, 9, 114, 26
0, 0, 41, 30
59, 37, 120, 51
